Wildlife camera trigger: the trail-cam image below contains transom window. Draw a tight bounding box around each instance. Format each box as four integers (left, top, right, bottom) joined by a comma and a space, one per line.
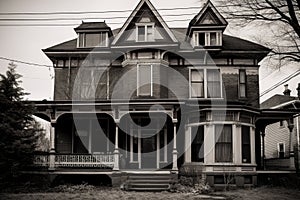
136, 24, 154, 42
137, 64, 153, 96
194, 31, 222, 46
78, 32, 108, 48
190, 68, 222, 98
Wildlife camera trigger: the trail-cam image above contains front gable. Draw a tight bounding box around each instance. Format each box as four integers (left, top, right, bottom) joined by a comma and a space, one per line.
112, 0, 178, 46
190, 0, 228, 27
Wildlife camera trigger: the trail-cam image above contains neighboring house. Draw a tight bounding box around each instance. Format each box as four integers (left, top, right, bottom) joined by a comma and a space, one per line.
261, 84, 300, 171
30, 0, 295, 189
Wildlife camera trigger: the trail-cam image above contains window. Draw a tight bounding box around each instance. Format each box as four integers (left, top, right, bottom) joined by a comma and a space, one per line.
239, 70, 247, 98
215, 125, 232, 162
242, 126, 251, 163
207, 69, 221, 98
136, 24, 154, 42
194, 31, 221, 46
137, 65, 152, 96
278, 143, 285, 158
191, 70, 204, 98
190, 68, 222, 98
78, 32, 108, 48
191, 126, 204, 162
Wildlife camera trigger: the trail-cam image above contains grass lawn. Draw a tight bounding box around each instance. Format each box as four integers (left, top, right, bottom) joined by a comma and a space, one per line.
1, 186, 300, 200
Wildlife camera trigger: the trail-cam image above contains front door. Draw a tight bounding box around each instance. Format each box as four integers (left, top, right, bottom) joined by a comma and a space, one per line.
141, 131, 157, 169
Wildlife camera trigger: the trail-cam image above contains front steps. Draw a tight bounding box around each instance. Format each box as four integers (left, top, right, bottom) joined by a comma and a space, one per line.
122, 172, 177, 191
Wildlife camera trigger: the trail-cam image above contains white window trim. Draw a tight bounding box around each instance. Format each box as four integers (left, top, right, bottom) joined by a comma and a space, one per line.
77, 32, 109, 48
193, 31, 222, 47
238, 69, 247, 98
277, 142, 285, 158
136, 23, 155, 42
137, 64, 153, 96
189, 67, 223, 99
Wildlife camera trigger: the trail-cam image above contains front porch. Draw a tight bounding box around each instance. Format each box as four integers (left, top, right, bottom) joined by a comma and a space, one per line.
33, 100, 181, 173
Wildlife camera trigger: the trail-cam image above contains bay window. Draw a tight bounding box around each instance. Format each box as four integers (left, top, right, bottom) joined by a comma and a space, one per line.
242, 126, 251, 163
215, 125, 232, 162
191, 126, 204, 162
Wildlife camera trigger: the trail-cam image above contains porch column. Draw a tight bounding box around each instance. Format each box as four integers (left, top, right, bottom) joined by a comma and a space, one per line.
113, 123, 120, 171
261, 129, 266, 170
49, 120, 56, 170
288, 119, 295, 169
172, 121, 178, 171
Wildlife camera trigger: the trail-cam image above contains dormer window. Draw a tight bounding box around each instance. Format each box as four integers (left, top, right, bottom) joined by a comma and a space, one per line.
194, 31, 222, 47
78, 32, 108, 48
136, 23, 154, 42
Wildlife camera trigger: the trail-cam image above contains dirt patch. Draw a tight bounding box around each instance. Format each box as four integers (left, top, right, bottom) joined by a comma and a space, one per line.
1, 186, 300, 200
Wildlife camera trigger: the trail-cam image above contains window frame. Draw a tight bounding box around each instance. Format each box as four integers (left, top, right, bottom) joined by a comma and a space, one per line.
137, 64, 153, 96
135, 23, 155, 42
241, 126, 251, 163
77, 32, 109, 48
193, 31, 222, 47
189, 67, 223, 99
239, 69, 247, 98
277, 142, 285, 158
191, 126, 204, 162
215, 124, 233, 163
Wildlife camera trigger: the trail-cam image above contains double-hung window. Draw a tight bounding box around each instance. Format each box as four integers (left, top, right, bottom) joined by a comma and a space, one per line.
190, 68, 222, 98
137, 65, 152, 96
239, 69, 247, 98
136, 24, 154, 42
215, 125, 233, 162
191, 69, 204, 98
242, 126, 251, 163
191, 126, 204, 162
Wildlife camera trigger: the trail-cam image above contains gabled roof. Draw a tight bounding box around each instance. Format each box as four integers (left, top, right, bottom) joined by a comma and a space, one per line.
43, 28, 270, 55
111, 0, 178, 45
189, 0, 228, 27
74, 22, 110, 31
261, 94, 297, 109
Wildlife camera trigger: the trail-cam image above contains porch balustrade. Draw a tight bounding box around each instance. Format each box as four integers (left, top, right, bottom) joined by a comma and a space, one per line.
33, 153, 115, 169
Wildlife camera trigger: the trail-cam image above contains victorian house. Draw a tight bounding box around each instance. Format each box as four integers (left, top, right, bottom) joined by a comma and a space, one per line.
31, 0, 297, 189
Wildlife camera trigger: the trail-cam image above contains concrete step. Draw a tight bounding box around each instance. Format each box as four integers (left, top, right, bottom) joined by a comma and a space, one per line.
124, 173, 176, 191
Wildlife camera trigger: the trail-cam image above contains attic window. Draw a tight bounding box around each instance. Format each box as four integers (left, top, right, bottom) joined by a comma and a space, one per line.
194, 31, 222, 47
136, 23, 154, 42
78, 32, 108, 48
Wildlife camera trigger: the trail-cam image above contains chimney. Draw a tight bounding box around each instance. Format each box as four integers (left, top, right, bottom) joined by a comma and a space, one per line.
283, 84, 291, 96
297, 83, 300, 99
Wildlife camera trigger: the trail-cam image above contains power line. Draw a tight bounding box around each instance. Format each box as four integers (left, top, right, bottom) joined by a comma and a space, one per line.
0, 56, 53, 68
0, 6, 201, 16
260, 69, 300, 97
0, 12, 199, 22
0, 19, 193, 27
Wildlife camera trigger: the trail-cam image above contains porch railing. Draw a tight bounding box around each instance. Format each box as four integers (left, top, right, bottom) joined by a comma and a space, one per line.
33, 153, 114, 169
33, 154, 49, 167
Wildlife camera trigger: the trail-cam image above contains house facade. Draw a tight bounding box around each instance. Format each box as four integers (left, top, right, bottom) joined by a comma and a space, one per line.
261, 84, 300, 171
32, 0, 285, 188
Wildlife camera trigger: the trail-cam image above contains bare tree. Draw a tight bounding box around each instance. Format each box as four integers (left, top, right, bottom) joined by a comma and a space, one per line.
215, 0, 300, 63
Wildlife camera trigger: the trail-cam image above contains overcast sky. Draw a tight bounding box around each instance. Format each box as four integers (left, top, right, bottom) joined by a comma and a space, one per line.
0, 0, 299, 102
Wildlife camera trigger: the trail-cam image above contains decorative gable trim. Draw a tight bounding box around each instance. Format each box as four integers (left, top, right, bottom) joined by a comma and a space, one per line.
192, 0, 228, 27
112, 0, 178, 45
